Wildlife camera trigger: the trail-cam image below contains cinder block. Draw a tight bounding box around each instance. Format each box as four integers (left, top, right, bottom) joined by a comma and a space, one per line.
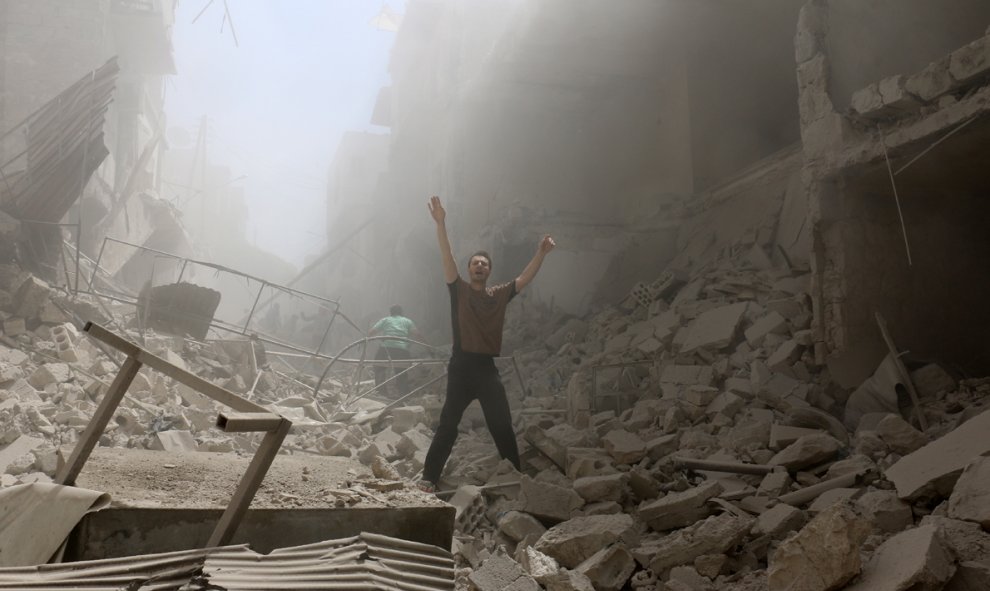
449, 484, 486, 534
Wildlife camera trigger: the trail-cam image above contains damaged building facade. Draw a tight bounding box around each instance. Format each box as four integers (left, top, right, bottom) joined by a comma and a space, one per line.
0, 0, 189, 288
338, 0, 990, 383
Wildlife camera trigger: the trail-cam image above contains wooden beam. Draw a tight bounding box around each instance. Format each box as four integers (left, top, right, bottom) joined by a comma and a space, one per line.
206, 418, 291, 547
84, 322, 268, 414
875, 313, 929, 431
56, 356, 142, 485
216, 412, 284, 433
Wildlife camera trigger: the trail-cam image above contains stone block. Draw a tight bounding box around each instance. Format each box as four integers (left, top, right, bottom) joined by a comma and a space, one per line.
566, 448, 617, 480
469, 553, 540, 591
575, 545, 635, 591
574, 473, 626, 503
766, 340, 802, 373
28, 363, 71, 388
535, 513, 637, 569
648, 513, 753, 574
0, 435, 44, 474
520, 475, 584, 523
758, 469, 793, 497
639, 480, 722, 532
705, 392, 744, 418
769, 433, 841, 471
767, 502, 872, 591
855, 490, 913, 533
601, 429, 646, 465
904, 57, 955, 102
150, 430, 198, 452
909, 363, 956, 399
660, 364, 714, 387
524, 425, 567, 469
753, 502, 806, 538
875, 414, 927, 455
947, 456, 990, 528
946, 561, 990, 591
679, 303, 748, 353
745, 311, 789, 346
2, 318, 25, 337
500, 510, 547, 542
845, 523, 955, 591
950, 35, 990, 85
770, 424, 823, 450
539, 569, 596, 591
13, 276, 51, 319
0, 362, 24, 384
389, 405, 425, 433
885, 408, 990, 500
397, 429, 432, 459
808, 488, 862, 514
645, 433, 679, 461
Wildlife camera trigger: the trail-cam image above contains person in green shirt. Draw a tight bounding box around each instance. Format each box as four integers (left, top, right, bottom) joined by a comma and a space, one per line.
369, 305, 423, 396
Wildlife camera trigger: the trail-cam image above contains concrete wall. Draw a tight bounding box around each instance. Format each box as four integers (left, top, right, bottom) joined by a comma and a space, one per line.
825, 0, 990, 111
0, 0, 113, 134
820, 160, 990, 374
679, 0, 804, 190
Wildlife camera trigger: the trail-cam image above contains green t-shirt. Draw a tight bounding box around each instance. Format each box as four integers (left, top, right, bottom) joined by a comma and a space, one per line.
372, 315, 416, 349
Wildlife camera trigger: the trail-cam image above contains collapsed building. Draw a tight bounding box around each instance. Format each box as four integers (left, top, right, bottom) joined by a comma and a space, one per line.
0, 0, 989, 590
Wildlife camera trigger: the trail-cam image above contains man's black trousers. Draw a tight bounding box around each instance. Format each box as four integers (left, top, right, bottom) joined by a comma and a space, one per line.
374, 346, 411, 395
422, 353, 520, 484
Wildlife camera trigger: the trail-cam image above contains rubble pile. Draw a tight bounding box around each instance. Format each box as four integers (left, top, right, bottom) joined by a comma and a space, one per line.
421, 250, 990, 589
0, 236, 988, 591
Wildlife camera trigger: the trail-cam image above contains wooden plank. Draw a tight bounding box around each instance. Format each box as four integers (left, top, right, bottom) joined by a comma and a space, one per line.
206, 418, 291, 547
56, 356, 142, 486
83, 322, 268, 414
875, 312, 929, 431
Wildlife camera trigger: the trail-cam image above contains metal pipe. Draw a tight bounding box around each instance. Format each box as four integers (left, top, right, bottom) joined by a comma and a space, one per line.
673, 457, 775, 476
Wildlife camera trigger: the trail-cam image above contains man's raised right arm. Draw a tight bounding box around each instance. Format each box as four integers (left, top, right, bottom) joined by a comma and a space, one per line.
429, 196, 459, 284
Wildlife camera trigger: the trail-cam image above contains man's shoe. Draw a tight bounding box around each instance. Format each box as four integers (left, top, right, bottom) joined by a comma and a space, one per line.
417, 480, 437, 494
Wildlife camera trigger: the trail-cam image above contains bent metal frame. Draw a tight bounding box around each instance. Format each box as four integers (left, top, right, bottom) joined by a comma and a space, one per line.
55, 322, 292, 548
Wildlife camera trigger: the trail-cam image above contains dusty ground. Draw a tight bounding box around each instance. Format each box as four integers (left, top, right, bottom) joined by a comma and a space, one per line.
75, 447, 444, 510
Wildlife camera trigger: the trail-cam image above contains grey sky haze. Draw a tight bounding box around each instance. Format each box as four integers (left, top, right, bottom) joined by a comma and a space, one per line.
165, 0, 402, 265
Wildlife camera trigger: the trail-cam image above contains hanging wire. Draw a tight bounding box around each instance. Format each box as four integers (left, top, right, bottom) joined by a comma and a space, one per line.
877, 129, 913, 267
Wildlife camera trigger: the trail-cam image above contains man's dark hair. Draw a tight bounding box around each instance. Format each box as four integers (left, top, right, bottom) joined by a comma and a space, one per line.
390, 305, 403, 316
469, 250, 492, 270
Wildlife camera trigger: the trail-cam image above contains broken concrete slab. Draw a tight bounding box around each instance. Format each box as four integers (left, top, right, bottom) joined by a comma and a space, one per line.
768, 433, 842, 472
647, 513, 753, 574
601, 430, 646, 465
499, 510, 547, 542
534, 514, 637, 569
573, 473, 626, 503
949, 34, 990, 86
767, 502, 872, 591
905, 57, 955, 102
519, 476, 584, 523
638, 480, 722, 532
947, 456, 990, 528
469, 552, 540, 591
855, 490, 913, 534
745, 311, 789, 346
575, 544, 635, 591
150, 430, 198, 453
885, 408, 990, 500
0, 435, 44, 474
875, 414, 928, 455
845, 523, 955, 591
678, 303, 748, 353
945, 561, 990, 591
752, 502, 806, 538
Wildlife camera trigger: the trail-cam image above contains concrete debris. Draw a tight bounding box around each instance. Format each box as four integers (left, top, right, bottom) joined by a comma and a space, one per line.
534, 514, 637, 569
767, 502, 872, 591
845, 523, 955, 591
946, 456, 990, 528
574, 544, 635, 591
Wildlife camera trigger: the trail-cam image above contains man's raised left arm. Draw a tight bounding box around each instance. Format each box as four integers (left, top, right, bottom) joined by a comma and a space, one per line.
515, 234, 556, 292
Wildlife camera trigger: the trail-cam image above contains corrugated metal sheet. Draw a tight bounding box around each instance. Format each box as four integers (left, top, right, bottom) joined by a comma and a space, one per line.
0, 533, 454, 590
0, 58, 118, 223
